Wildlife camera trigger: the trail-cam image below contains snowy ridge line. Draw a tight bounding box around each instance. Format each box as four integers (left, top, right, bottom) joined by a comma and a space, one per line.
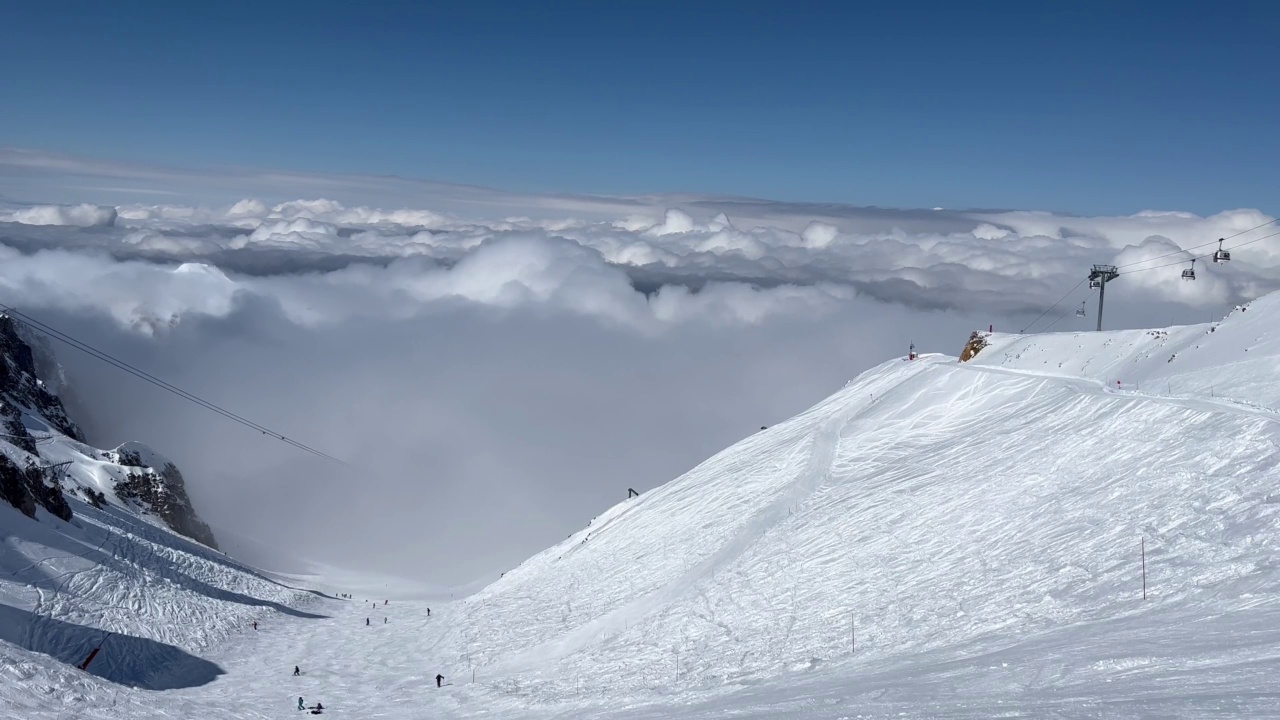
952, 362, 1280, 426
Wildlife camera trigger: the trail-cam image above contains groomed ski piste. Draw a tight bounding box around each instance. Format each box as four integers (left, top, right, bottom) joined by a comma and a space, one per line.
6, 293, 1280, 718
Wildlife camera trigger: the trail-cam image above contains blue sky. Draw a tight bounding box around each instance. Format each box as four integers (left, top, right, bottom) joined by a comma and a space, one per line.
2, 1, 1277, 215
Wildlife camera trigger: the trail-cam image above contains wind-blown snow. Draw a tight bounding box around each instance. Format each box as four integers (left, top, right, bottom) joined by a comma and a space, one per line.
5, 291, 1280, 717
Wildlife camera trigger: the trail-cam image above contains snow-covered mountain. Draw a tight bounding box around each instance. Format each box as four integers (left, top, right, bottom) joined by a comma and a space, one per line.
0, 313, 340, 715
4, 292, 1280, 718
0, 314, 216, 548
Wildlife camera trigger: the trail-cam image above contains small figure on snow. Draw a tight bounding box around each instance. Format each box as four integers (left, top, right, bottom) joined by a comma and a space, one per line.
366, 617, 370, 626
383, 617, 387, 624
384, 599, 388, 605
294, 665, 301, 676
311, 702, 324, 715
298, 697, 305, 711
436, 673, 444, 688
427, 607, 431, 617
252, 621, 258, 630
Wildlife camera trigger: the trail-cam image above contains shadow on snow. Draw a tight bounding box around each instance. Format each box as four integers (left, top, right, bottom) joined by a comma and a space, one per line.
0, 603, 224, 690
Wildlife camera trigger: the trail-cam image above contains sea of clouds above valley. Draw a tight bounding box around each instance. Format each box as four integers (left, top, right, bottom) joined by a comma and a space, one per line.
0, 147, 1276, 583
1, 193, 1276, 333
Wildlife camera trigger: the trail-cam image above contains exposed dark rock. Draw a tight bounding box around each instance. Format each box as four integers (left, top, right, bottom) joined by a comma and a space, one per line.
1, 400, 35, 455
959, 331, 990, 362
0, 315, 84, 441
111, 444, 219, 549
0, 315, 215, 546
0, 454, 72, 522
81, 486, 107, 509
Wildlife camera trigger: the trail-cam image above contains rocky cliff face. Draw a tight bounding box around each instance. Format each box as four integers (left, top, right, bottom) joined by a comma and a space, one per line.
0, 316, 84, 440
110, 442, 218, 549
0, 314, 217, 548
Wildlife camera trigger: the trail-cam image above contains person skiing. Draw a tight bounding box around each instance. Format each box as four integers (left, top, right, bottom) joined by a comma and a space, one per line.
312, 702, 324, 714
384, 599, 387, 605
252, 621, 258, 630
294, 666, 301, 676
436, 673, 444, 688
427, 607, 431, 617
383, 617, 387, 624
297, 697, 305, 711
366, 617, 370, 626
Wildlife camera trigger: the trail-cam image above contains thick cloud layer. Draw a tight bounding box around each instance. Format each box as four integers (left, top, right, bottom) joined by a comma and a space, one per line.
4, 194, 1276, 319
1, 150, 1277, 584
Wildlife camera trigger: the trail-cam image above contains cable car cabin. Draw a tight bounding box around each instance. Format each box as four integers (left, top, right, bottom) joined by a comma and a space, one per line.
1214, 239, 1230, 264
1182, 258, 1196, 281
1075, 306, 1087, 318
1089, 279, 1102, 289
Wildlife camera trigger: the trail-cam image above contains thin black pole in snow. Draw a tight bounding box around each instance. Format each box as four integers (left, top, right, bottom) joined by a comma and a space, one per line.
1142, 537, 1147, 601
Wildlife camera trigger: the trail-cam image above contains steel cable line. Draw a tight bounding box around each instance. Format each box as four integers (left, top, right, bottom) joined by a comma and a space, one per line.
0, 304, 349, 466
1022, 227, 1278, 334
1116, 215, 1274, 269
1021, 277, 1086, 333
1118, 228, 1280, 276
1039, 304, 1080, 333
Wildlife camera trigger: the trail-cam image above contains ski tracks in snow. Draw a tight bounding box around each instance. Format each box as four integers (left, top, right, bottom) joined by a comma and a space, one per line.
486, 362, 933, 676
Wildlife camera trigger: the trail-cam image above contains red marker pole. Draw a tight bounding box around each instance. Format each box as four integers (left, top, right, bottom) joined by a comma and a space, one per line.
79, 631, 111, 671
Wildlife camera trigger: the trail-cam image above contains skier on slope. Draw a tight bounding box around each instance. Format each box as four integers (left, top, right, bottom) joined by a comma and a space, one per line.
294, 666, 301, 676
436, 673, 444, 688
298, 697, 305, 711
366, 617, 370, 626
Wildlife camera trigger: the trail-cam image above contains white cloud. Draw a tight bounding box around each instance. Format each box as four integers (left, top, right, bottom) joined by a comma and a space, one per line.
4, 190, 1277, 323
643, 208, 697, 236
6, 203, 118, 227
2, 146, 1279, 585
801, 221, 839, 248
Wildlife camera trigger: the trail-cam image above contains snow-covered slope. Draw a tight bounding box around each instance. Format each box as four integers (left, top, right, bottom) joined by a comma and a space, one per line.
1, 313, 329, 700
968, 293, 1280, 410
5, 293, 1280, 718
411, 291, 1280, 712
